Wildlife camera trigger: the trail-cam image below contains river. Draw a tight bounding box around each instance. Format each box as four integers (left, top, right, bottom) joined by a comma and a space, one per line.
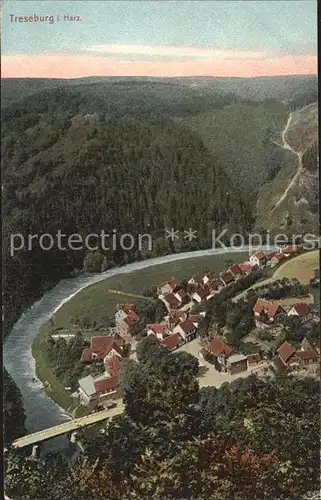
3, 244, 276, 453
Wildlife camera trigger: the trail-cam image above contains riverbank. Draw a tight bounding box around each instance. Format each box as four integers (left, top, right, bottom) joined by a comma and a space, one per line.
31, 326, 88, 417
51, 251, 248, 329
32, 251, 249, 411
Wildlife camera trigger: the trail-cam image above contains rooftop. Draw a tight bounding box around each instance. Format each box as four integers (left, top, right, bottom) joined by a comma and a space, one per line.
160, 333, 181, 349
164, 293, 181, 308
178, 318, 197, 334
227, 353, 247, 364
94, 376, 118, 393
209, 337, 233, 357
252, 251, 267, 260
146, 323, 167, 334
79, 375, 96, 396
253, 299, 285, 319
289, 302, 310, 317
277, 341, 296, 364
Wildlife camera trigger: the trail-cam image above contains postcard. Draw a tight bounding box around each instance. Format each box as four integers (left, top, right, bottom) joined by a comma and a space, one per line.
2, 1, 319, 499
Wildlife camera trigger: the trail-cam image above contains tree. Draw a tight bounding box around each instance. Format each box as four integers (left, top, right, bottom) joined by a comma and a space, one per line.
83, 250, 104, 273
136, 335, 164, 364
101, 257, 115, 272
119, 358, 139, 392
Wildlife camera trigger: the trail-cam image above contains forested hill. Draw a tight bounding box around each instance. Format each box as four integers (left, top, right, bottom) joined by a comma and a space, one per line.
1, 74, 317, 110
1, 80, 239, 119
2, 113, 252, 335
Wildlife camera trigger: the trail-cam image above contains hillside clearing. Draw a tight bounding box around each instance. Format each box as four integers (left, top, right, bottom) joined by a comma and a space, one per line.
273, 250, 319, 284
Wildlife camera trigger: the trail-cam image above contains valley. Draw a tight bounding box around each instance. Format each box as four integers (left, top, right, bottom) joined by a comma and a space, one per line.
3, 74, 319, 500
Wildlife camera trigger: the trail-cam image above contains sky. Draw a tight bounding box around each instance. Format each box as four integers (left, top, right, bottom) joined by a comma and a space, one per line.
1, 0, 317, 78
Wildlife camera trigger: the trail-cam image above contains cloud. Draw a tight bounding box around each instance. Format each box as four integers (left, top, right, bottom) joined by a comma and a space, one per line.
84, 44, 268, 61
1, 53, 317, 79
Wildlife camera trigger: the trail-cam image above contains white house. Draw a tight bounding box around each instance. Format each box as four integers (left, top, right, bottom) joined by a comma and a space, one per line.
157, 280, 179, 296
173, 318, 197, 342
77, 374, 118, 407
287, 303, 311, 322
188, 274, 204, 285
160, 293, 181, 311
203, 272, 218, 284
174, 289, 189, 305
192, 285, 210, 303
249, 251, 268, 268
115, 308, 127, 324
146, 323, 171, 340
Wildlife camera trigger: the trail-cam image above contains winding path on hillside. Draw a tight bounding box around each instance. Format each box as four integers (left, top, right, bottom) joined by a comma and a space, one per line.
270, 112, 304, 213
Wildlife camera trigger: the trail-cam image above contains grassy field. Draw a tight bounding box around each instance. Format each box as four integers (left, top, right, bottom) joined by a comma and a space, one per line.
273, 250, 319, 284
52, 252, 248, 329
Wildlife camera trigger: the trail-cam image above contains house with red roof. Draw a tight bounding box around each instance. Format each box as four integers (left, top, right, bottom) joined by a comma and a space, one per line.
188, 274, 204, 286
269, 252, 286, 267
165, 310, 187, 329
77, 373, 119, 407
145, 323, 171, 340
107, 355, 122, 378
206, 337, 233, 372
114, 304, 140, 338
203, 271, 218, 284
160, 333, 182, 351
228, 264, 243, 280
80, 335, 123, 366
273, 339, 319, 373
298, 337, 320, 366
160, 292, 181, 311
297, 349, 319, 366
173, 318, 198, 342
249, 251, 268, 268
115, 304, 139, 324
192, 284, 211, 303
157, 280, 180, 296
239, 263, 258, 274
253, 299, 286, 326
272, 341, 302, 373
247, 353, 262, 368
287, 303, 312, 322
188, 313, 205, 328
208, 337, 233, 357
279, 245, 301, 257
174, 288, 190, 306
219, 270, 235, 286
208, 278, 225, 293
301, 337, 318, 353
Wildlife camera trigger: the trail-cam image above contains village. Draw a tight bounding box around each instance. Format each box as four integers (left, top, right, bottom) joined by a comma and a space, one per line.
66, 245, 320, 411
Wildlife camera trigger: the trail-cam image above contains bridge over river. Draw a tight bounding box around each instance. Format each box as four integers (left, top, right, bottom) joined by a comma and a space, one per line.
11, 403, 124, 450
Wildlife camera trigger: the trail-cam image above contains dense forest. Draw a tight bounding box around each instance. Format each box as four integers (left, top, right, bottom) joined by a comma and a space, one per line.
2, 113, 253, 336
5, 338, 320, 499
1, 81, 240, 119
